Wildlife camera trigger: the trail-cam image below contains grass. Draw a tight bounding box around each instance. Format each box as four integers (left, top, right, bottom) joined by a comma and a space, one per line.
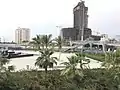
84, 53, 105, 62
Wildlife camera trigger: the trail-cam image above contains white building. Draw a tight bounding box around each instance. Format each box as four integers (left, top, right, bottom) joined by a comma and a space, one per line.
115, 35, 120, 42
15, 27, 30, 44
100, 34, 109, 42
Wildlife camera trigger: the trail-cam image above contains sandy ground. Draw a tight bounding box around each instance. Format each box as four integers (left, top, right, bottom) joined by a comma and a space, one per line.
5, 50, 102, 71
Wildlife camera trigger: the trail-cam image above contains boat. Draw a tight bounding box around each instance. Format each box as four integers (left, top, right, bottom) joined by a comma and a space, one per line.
0, 49, 34, 59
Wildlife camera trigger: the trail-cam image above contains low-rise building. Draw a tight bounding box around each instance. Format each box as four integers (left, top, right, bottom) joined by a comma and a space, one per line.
61, 28, 92, 41
61, 28, 77, 41
90, 35, 101, 41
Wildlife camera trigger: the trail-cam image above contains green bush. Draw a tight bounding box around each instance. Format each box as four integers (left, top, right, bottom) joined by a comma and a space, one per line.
85, 53, 105, 62
0, 69, 119, 90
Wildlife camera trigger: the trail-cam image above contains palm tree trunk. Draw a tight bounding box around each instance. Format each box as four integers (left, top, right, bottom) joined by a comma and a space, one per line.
59, 49, 62, 61
45, 66, 48, 90
45, 67, 47, 74
73, 68, 76, 75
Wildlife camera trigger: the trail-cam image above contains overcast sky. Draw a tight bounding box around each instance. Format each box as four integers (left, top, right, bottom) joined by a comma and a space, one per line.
0, 0, 120, 41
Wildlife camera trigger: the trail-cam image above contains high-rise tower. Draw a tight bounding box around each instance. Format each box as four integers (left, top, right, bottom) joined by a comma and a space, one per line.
60, 1, 91, 41
73, 1, 88, 40
15, 27, 30, 44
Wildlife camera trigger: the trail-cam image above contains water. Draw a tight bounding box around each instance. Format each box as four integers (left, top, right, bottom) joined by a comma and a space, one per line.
5, 50, 102, 71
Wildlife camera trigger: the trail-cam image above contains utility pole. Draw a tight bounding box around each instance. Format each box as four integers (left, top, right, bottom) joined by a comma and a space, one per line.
80, 0, 85, 57
81, 0, 85, 42
77, 0, 85, 41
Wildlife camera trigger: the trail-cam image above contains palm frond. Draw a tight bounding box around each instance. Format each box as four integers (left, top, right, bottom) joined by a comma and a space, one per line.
8, 65, 15, 71
50, 57, 58, 65
0, 58, 9, 66
61, 67, 71, 75
61, 62, 69, 66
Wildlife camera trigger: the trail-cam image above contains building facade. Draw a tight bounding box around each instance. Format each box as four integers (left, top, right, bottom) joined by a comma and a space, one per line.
15, 27, 30, 44
73, 1, 88, 29
115, 35, 120, 42
61, 28, 78, 41
90, 35, 101, 41
61, 1, 91, 41
73, 1, 89, 40
61, 28, 92, 41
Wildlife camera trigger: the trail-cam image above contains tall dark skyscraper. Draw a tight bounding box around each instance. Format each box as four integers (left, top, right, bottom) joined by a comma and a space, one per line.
60, 1, 92, 41
73, 1, 89, 40
74, 1, 88, 28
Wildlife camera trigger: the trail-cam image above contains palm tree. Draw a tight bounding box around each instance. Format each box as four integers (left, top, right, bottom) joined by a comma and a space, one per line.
40, 34, 53, 49
61, 53, 90, 77
102, 49, 120, 70
8, 65, 15, 72
35, 49, 57, 73
22, 40, 29, 49
75, 53, 90, 70
0, 58, 9, 66
55, 36, 63, 50
61, 55, 83, 77
55, 36, 63, 60
32, 34, 53, 50
29, 41, 35, 49
0, 57, 9, 71
101, 49, 120, 88
32, 35, 41, 50
34, 34, 57, 74
101, 52, 113, 70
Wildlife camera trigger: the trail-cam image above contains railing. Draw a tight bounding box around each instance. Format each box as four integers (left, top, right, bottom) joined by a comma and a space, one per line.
71, 40, 120, 47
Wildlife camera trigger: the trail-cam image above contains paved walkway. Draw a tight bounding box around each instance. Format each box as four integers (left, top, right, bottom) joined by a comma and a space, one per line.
5, 50, 102, 71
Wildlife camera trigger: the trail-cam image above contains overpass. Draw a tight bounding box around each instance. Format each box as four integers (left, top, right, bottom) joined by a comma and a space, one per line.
70, 40, 120, 47
63, 40, 120, 52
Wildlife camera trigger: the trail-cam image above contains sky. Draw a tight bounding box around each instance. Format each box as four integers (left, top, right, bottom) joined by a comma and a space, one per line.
0, 0, 120, 41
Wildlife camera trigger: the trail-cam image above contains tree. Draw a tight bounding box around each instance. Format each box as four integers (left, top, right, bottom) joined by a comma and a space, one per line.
28, 41, 35, 49
101, 49, 120, 70
61, 53, 90, 77
0, 58, 9, 66
32, 34, 53, 50
40, 34, 53, 49
35, 49, 57, 74
75, 53, 90, 70
61, 54, 90, 89
101, 49, 120, 89
0, 57, 9, 72
32, 35, 42, 50
55, 36, 63, 50
34, 34, 57, 73
22, 40, 29, 49
61, 55, 82, 77
55, 36, 64, 60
